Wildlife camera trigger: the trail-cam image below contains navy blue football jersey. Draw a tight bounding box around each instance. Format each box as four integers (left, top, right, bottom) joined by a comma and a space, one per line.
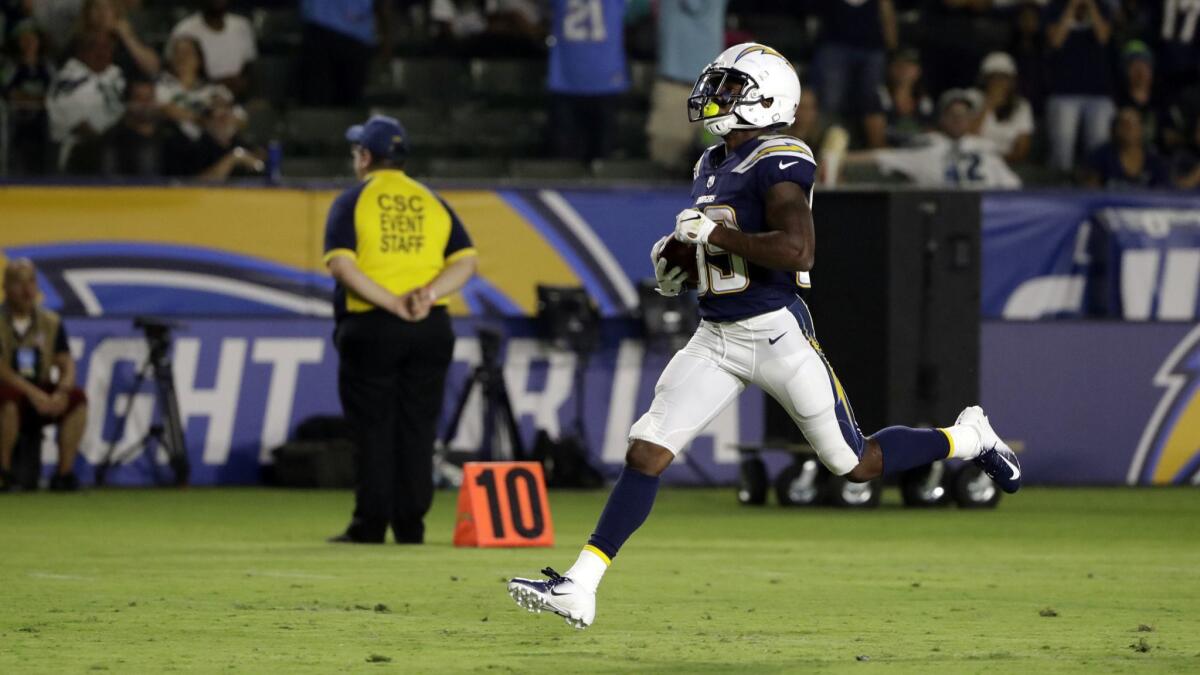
690, 134, 816, 322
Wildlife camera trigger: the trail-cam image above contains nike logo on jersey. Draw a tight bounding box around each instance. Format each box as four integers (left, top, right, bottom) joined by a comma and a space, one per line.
768, 332, 787, 345
779, 160, 799, 170
998, 453, 1021, 480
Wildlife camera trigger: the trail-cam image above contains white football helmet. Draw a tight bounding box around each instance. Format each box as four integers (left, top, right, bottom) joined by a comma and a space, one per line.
687, 43, 801, 137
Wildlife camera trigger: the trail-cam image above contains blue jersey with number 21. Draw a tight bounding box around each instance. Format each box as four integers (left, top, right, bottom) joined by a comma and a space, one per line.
690, 134, 817, 322
548, 0, 629, 94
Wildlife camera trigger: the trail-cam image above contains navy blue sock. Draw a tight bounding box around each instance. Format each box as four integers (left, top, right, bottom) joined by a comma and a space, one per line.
873, 426, 952, 475
586, 466, 660, 561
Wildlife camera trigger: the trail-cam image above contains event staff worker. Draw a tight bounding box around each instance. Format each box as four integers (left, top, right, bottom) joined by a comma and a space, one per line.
0, 259, 88, 492
323, 115, 477, 544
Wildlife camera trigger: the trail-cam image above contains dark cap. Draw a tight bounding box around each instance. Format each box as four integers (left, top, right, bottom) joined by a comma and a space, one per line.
346, 114, 407, 160
1122, 40, 1154, 67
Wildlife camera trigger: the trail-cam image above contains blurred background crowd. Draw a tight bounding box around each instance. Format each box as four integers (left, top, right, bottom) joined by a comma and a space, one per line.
0, 0, 1197, 189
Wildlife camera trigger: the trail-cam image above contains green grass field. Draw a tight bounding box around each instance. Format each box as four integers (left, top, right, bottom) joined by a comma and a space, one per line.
2, 487, 1198, 673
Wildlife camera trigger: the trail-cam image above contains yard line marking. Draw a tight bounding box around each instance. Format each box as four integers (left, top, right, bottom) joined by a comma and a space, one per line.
246, 571, 337, 580
28, 572, 90, 581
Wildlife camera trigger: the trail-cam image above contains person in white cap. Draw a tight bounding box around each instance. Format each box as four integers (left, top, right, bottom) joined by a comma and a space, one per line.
843, 88, 1021, 189
970, 51, 1034, 165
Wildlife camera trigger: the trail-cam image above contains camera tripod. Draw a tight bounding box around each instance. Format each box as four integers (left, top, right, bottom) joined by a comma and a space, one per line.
94, 325, 190, 486
440, 328, 524, 461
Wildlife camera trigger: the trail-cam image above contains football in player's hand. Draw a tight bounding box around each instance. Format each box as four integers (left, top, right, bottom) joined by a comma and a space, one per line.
657, 237, 699, 285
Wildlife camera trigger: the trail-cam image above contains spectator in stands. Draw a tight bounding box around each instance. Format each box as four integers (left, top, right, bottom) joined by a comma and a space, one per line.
29, 0, 84, 56
547, 0, 628, 163
483, 0, 545, 55
920, 0, 1009, 95
162, 87, 262, 181
102, 78, 162, 176
811, 0, 897, 120
645, 0, 727, 173
72, 0, 159, 79
862, 47, 934, 149
0, 259, 88, 493
788, 85, 828, 150
844, 88, 1022, 188
157, 35, 244, 141
1112, 0, 1152, 48
298, 0, 392, 106
1, 19, 53, 174
1082, 106, 1169, 188
970, 52, 1034, 164
1149, 0, 1200, 93
1044, 0, 1115, 173
1162, 83, 1200, 153
1170, 117, 1200, 190
46, 30, 125, 173
168, 0, 256, 100
1116, 40, 1160, 147
1010, 1, 1047, 115
429, 0, 487, 47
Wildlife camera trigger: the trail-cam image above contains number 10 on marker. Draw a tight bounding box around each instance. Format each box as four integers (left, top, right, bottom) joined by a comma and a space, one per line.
453, 462, 555, 548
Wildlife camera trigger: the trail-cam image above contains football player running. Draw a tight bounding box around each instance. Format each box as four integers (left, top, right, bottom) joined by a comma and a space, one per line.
507, 43, 1021, 630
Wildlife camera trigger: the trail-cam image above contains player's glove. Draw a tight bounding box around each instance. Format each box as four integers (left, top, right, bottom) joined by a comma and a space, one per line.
650, 235, 687, 297
674, 208, 718, 245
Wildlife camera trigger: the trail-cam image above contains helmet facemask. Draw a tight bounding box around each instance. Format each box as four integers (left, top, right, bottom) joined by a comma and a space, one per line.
687, 68, 768, 137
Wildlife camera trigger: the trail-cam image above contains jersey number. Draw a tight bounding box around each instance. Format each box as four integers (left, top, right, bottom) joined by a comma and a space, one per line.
701, 206, 750, 295
564, 0, 606, 42
1163, 0, 1200, 42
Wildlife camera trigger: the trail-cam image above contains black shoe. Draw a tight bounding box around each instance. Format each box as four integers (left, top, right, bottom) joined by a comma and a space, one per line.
0, 470, 12, 492
49, 472, 80, 492
327, 531, 384, 544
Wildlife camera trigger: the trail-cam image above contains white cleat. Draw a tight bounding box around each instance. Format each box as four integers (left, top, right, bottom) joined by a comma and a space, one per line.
507, 567, 596, 630
956, 405, 1022, 493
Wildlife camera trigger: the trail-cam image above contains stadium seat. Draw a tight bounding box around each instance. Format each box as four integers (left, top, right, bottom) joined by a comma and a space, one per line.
285, 108, 367, 154
129, 6, 187, 48
510, 159, 589, 180
395, 59, 473, 104
251, 8, 303, 54
470, 59, 546, 104
590, 159, 667, 182
253, 55, 296, 108
281, 155, 350, 179
428, 157, 507, 179
628, 60, 655, 99
242, 103, 283, 146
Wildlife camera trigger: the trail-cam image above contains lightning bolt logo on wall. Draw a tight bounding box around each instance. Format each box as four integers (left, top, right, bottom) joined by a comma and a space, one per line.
1128, 323, 1200, 485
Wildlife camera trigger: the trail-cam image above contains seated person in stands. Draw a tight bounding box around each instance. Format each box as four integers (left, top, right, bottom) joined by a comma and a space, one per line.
168, 0, 257, 99
157, 35, 246, 141
1170, 118, 1200, 191
1083, 106, 1169, 189
46, 30, 125, 174
862, 47, 934, 149
970, 52, 1034, 165
162, 88, 263, 181
843, 89, 1022, 189
72, 0, 160, 79
0, 260, 88, 492
103, 78, 165, 177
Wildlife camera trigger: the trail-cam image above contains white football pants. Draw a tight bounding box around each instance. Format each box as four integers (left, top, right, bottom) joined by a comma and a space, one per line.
629, 299, 865, 476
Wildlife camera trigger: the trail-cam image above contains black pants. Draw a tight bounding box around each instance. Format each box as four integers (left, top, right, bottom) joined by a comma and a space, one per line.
299, 22, 372, 106
548, 94, 619, 163
335, 308, 455, 542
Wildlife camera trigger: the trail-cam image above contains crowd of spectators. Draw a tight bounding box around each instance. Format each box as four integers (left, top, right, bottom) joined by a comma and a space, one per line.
1, 0, 264, 179
803, 0, 1200, 190
0, 0, 1196, 190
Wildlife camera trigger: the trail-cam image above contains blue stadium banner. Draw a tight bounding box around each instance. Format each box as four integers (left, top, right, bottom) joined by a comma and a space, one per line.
982, 320, 1200, 485
53, 318, 762, 487
982, 192, 1200, 320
